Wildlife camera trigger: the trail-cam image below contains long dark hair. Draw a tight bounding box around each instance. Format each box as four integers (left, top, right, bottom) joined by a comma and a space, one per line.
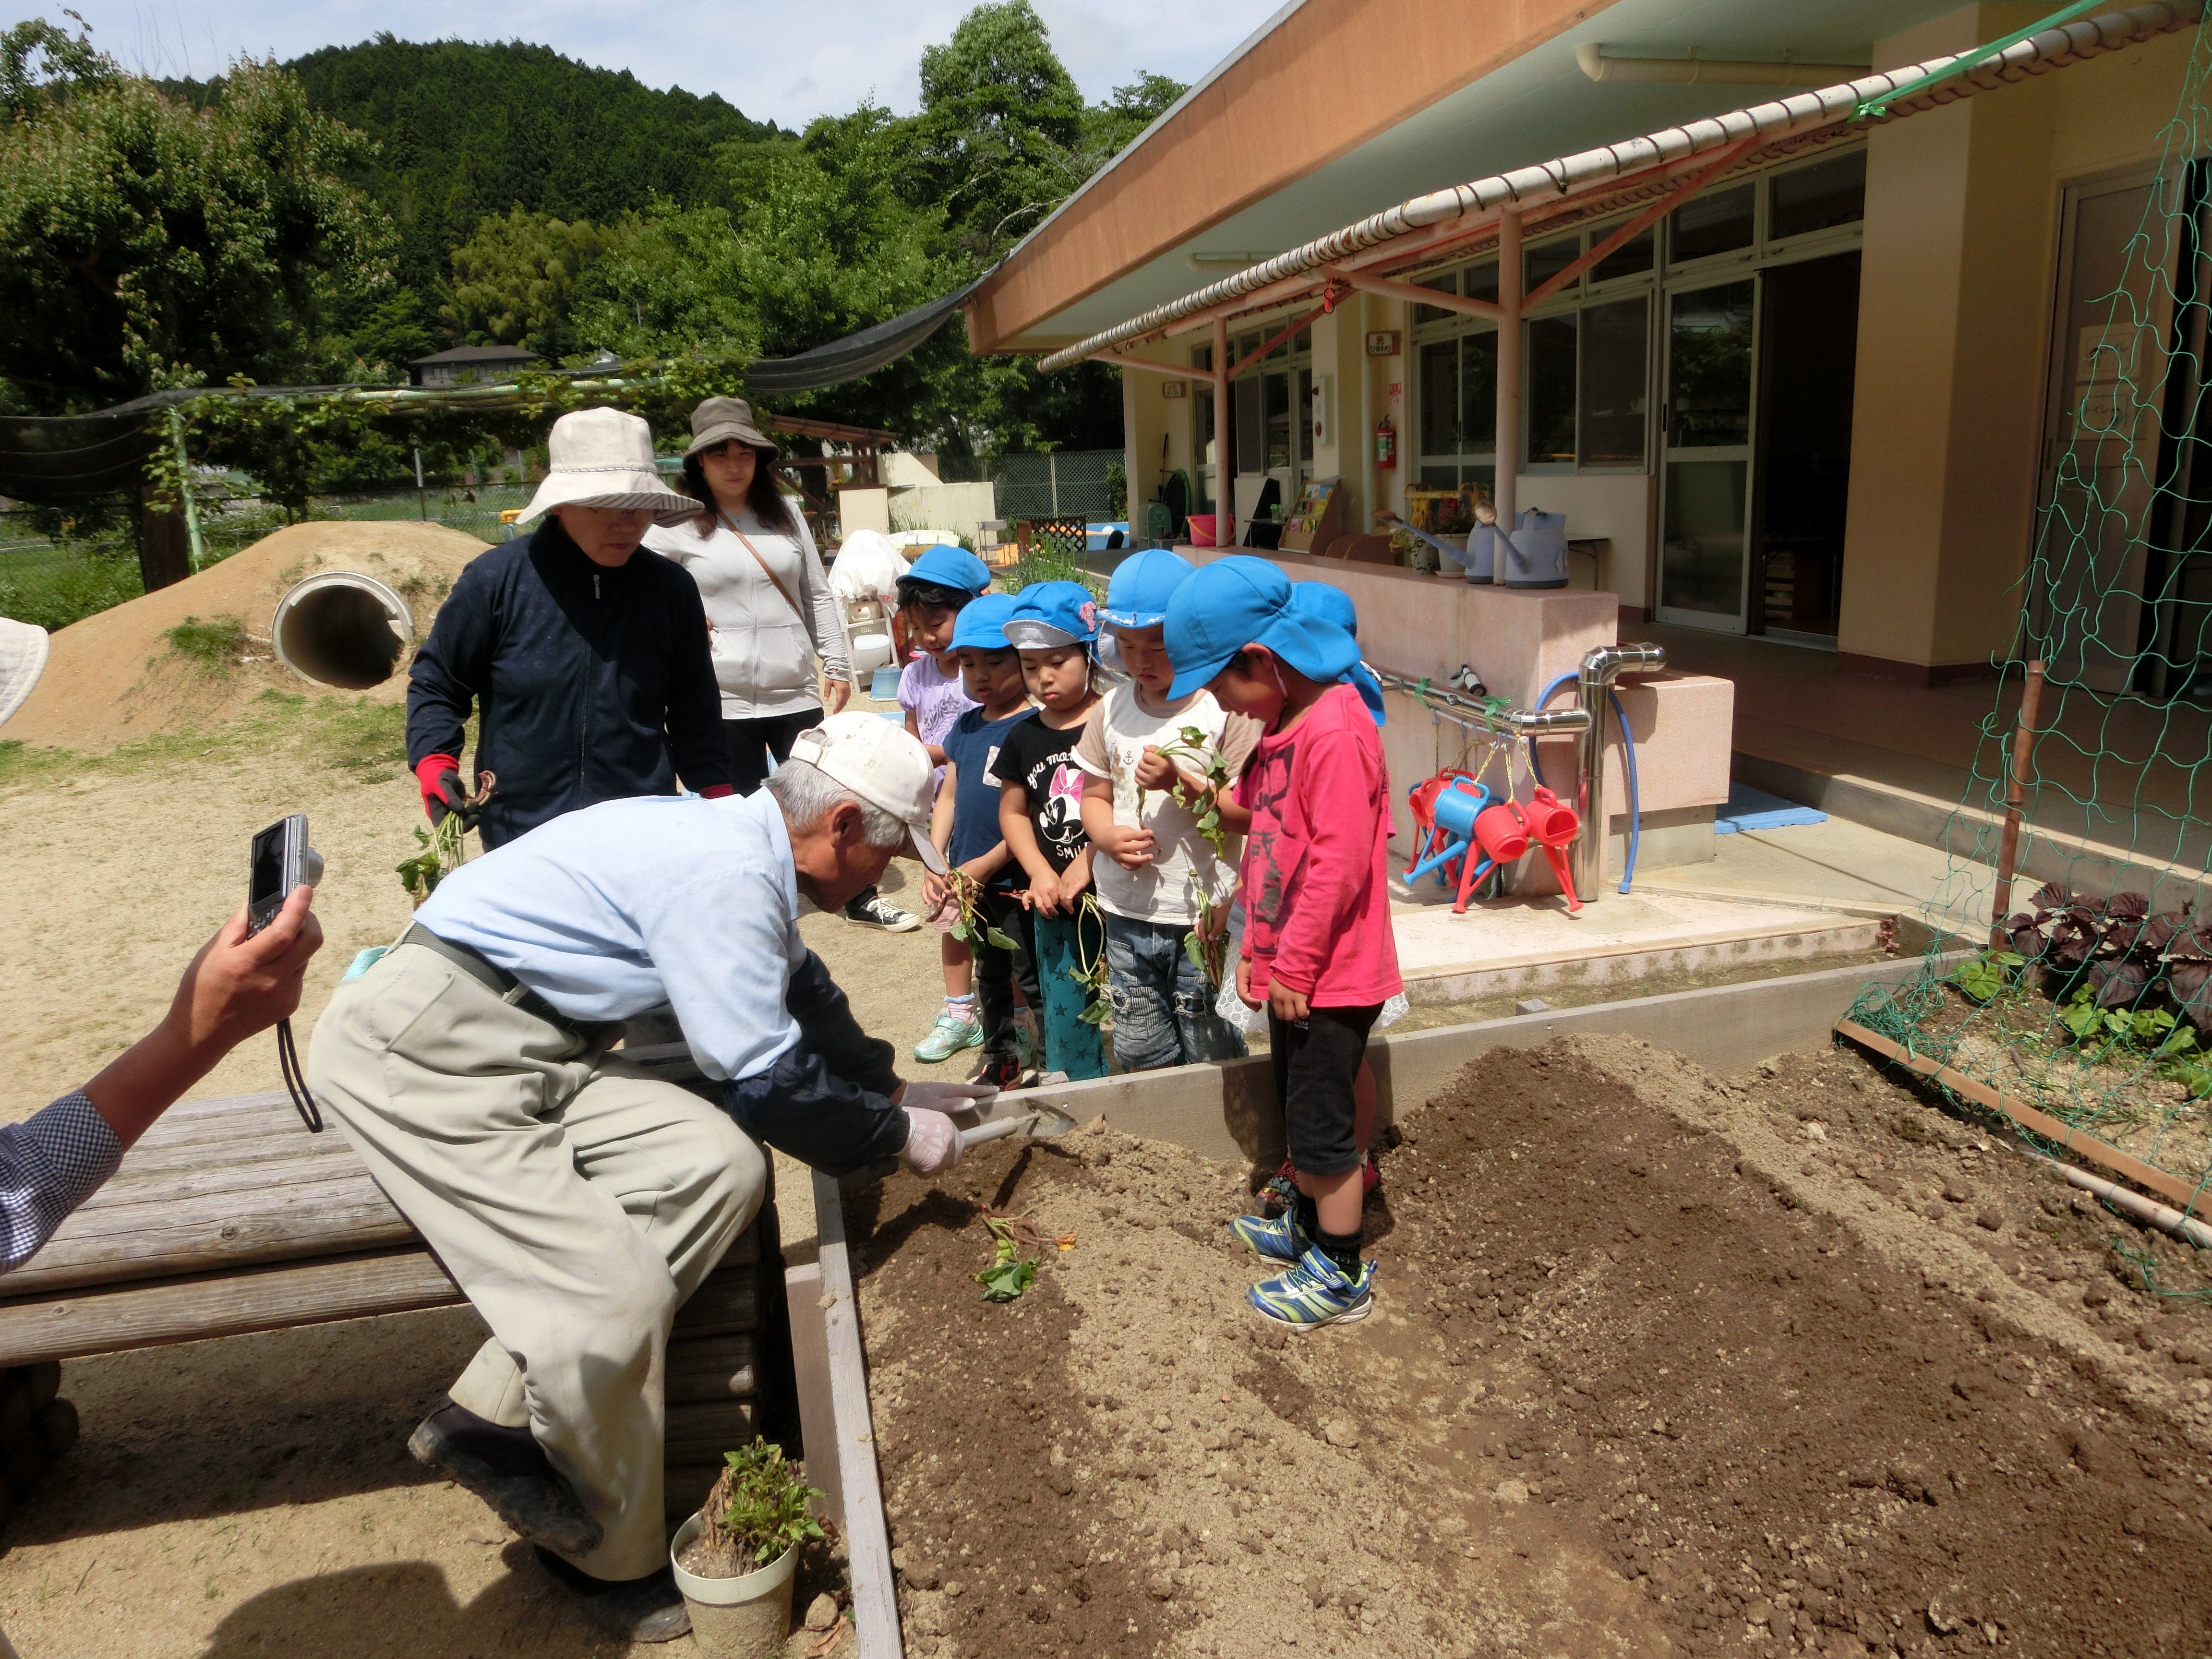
680, 442, 797, 538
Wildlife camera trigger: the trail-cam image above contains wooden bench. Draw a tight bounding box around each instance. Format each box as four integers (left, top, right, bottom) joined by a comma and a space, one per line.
0, 1088, 777, 1523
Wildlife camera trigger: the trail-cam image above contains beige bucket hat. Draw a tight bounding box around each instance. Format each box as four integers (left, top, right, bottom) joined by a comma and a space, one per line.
683, 396, 778, 459
517, 407, 698, 526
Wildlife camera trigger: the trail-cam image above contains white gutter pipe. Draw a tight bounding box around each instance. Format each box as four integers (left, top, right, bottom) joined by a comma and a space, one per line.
1575, 43, 1872, 86
2025, 1147, 2212, 1249
1036, 0, 2202, 373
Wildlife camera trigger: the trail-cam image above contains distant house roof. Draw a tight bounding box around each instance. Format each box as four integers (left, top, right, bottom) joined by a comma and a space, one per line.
411, 345, 543, 367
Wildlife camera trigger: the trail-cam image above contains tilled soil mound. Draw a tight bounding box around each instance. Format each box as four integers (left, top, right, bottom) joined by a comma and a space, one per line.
0, 520, 484, 749
850, 1035, 2212, 1659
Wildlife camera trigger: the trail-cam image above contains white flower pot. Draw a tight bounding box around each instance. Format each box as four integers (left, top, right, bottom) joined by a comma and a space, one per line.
670, 1513, 798, 1659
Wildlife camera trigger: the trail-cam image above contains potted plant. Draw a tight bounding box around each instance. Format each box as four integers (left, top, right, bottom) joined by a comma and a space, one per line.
669, 1441, 826, 1658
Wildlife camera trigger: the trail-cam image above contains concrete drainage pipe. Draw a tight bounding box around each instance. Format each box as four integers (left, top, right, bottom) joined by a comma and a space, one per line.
271, 571, 416, 689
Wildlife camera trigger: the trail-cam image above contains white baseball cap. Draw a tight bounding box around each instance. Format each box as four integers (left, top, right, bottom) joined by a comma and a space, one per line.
784, 713, 947, 873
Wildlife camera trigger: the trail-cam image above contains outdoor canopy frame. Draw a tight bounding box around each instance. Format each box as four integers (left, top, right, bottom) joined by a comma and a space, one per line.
1033, 0, 2206, 539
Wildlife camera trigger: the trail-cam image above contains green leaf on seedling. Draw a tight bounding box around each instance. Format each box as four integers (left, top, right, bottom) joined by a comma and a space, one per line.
2059, 994, 2103, 1041
1182, 930, 1208, 973
1079, 1001, 1108, 1024
1949, 954, 2009, 1004
986, 926, 1020, 951
2159, 1023, 2199, 1056
977, 1256, 1035, 1301
2129, 1008, 2176, 1046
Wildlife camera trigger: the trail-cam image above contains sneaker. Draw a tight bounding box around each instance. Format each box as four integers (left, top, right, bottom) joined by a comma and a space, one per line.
844, 891, 920, 932
969, 1054, 1029, 1090
914, 1010, 984, 1062
1248, 1244, 1376, 1329
532, 1546, 690, 1642
1229, 1206, 1305, 1262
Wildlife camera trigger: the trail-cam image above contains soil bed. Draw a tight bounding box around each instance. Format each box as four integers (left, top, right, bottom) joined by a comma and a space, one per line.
850, 1035, 2212, 1659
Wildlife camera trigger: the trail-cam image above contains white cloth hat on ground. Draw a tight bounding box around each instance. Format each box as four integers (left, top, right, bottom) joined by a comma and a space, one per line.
0, 616, 49, 730
783, 713, 947, 873
517, 407, 698, 527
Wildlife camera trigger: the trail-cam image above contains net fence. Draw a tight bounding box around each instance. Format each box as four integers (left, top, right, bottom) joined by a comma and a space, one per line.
936, 450, 1126, 522
1843, 10, 2212, 1216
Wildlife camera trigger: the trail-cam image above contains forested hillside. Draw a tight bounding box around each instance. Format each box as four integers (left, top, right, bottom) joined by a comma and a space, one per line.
283, 38, 781, 303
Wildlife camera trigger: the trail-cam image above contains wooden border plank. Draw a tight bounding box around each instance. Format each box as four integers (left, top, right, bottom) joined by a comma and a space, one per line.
814, 1170, 902, 1659
1836, 1018, 2212, 1219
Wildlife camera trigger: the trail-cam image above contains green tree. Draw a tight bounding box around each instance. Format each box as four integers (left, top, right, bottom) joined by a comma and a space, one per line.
915, 0, 1086, 255
444, 207, 607, 351
0, 20, 392, 412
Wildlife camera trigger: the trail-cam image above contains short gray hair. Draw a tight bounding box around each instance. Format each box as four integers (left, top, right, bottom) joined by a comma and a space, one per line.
765, 758, 905, 848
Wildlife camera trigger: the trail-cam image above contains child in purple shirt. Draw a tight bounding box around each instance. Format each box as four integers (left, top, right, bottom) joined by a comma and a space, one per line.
895, 546, 990, 1063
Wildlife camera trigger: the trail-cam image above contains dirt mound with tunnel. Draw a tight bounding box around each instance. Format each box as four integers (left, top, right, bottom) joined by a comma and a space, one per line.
0, 520, 486, 751
849, 1035, 2212, 1659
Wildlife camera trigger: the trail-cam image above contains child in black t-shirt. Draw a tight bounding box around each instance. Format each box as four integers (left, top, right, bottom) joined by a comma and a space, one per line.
993, 581, 1107, 1082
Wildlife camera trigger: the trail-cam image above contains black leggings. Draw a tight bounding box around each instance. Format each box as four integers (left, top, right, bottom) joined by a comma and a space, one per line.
724, 709, 824, 797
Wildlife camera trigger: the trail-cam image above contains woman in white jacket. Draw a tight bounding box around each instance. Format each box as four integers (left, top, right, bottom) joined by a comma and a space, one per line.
645, 396, 917, 931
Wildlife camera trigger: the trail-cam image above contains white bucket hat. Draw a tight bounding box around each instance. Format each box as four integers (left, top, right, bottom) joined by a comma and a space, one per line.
517, 407, 698, 527
0, 616, 48, 730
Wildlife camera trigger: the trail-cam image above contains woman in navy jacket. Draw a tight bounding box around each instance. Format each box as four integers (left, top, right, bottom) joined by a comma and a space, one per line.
407, 408, 732, 846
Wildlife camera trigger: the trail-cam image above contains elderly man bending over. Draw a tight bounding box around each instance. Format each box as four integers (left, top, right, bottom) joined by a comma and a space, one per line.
309, 714, 989, 1643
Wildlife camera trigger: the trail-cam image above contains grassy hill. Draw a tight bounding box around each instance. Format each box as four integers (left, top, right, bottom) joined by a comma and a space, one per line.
282, 36, 781, 299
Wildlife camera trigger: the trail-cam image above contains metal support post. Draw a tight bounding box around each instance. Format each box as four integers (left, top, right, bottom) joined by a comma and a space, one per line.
168, 408, 205, 572
414, 447, 428, 522
1494, 208, 1522, 529
1213, 315, 1232, 544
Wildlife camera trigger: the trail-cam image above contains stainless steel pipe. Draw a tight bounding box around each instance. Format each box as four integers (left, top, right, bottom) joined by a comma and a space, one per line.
1574, 643, 1666, 901
1368, 667, 1592, 742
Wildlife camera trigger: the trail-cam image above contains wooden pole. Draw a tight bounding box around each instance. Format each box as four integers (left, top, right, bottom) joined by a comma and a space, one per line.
1990, 659, 2046, 945
1494, 207, 1523, 529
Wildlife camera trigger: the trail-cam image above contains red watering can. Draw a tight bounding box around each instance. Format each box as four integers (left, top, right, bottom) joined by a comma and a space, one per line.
1522, 785, 1582, 914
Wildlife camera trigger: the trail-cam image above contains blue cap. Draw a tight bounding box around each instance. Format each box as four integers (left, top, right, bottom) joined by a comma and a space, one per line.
1289, 581, 1358, 639
1163, 555, 1361, 700
1099, 548, 1194, 629
904, 544, 993, 595
950, 591, 1018, 650
1003, 579, 1100, 648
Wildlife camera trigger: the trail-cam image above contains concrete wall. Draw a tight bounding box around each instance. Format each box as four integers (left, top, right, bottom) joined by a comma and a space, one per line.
886, 482, 998, 537
1837, 2, 2198, 678
837, 488, 890, 537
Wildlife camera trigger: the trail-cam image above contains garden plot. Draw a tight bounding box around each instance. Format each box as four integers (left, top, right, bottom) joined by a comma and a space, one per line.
848, 1036, 2212, 1659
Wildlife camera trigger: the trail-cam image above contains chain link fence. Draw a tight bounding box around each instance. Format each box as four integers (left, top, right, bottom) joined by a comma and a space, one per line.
937, 451, 1125, 522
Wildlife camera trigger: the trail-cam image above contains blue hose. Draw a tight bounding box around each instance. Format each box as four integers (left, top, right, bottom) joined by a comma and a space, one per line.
1530, 672, 1641, 895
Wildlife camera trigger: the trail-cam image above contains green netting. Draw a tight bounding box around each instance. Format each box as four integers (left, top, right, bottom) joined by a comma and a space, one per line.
1844, 8, 2212, 1211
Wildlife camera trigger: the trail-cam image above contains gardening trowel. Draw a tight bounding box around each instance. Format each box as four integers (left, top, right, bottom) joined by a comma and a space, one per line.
956, 1100, 1078, 1154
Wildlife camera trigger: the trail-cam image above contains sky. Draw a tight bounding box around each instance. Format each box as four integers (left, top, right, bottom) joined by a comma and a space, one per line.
43, 0, 1290, 128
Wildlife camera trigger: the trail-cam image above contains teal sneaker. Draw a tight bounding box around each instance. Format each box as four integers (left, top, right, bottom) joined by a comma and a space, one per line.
914, 1010, 984, 1063
1229, 1207, 1305, 1262
1248, 1245, 1375, 1329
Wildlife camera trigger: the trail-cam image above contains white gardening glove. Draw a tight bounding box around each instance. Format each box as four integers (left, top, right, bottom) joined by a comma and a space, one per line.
900, 1109, 963, 1177
900, 1080, 1001, 1116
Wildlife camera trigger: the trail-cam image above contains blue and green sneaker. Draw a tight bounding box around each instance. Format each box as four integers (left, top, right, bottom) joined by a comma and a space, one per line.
1229, 1207, 1305, 1263
1248, 1245, 1375, 1329
914, 1008, 984, 1063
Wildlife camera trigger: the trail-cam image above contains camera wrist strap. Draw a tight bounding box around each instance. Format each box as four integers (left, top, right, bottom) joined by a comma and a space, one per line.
276, 1017, 323, 1132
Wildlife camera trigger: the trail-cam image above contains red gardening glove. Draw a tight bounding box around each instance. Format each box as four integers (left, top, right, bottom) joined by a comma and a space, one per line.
415, 754, 466, 826
700, 784, 735, 799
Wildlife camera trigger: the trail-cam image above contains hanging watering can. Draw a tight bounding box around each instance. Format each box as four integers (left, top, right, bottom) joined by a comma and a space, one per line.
1522, 785, 1583, 914
1406, 777, 1490, 887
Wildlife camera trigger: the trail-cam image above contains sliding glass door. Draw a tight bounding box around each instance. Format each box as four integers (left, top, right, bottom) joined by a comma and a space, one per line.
1657, 280, 1757, 628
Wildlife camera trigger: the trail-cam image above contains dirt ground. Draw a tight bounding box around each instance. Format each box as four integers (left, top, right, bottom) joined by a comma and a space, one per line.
849, 1037, 2212, 1659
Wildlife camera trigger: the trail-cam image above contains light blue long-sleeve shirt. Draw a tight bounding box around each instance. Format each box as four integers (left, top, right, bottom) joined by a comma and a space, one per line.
415, 791, 806, 1082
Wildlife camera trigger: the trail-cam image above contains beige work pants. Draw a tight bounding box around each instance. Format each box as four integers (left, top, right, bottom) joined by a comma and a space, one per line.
308, 941, 764, 1579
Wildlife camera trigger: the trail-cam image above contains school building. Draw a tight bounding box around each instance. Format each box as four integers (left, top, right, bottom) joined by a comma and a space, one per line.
962, 0, 2207, 892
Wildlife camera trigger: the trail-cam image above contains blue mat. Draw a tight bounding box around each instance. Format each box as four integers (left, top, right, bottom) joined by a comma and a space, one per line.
1714, 782, 1827, 834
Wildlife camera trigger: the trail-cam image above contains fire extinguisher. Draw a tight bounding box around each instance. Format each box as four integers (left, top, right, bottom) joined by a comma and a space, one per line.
1375, 415, 1397, 470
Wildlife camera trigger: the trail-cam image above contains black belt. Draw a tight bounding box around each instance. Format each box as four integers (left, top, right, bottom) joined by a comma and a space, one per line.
401, 925, 581, 1032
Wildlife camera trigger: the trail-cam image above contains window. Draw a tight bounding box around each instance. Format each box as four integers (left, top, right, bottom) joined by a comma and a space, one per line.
1579, 298, 1649, 465
1592, 224, 1655, 283
1419, 338, 1460, 456
1526, 236, 1580, 296
1770, 151, 1866, 240
1526, 316, 1578, 464
1461, 332, 1497, 450
1465, 261, 1500, 304
1414, 270, 1458, 325
1671, 182, 1755, 263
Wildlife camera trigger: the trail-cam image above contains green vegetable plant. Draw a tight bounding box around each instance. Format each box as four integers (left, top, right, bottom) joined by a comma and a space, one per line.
396, 771, 494, 903
944, 868, 1020, 952
1068, 892, 1112, 1026
694, 1441, 824, 1575
1153, 725, 1234, 989
1948, 950, 2023, 1004
976, 1215, 1038, 1303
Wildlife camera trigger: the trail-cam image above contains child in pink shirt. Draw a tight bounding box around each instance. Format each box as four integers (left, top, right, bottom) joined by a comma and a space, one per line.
1163, 555, 1401, 1329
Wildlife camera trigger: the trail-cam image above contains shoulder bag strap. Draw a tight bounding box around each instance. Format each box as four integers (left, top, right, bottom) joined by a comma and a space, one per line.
718, 510, 806, 622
